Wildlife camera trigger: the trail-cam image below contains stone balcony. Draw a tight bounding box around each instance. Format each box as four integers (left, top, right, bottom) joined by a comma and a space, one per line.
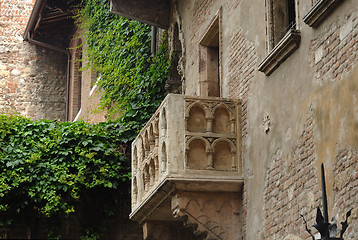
130, 94, 243, 239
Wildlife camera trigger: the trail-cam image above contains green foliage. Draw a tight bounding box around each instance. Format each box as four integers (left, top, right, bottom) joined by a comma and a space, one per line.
80, 0, 171, 136
0, 114, 130, 236
0, 0, 171, 237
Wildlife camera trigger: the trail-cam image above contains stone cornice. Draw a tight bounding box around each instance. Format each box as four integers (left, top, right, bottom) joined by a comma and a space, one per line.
303, 0, 345, 28
258, 29, 301, 76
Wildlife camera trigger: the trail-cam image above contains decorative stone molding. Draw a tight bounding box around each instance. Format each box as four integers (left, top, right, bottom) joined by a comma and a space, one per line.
258, 29, 301, 76
130, 94, 244, 237
131, 94, 242, 211
171, 192, 241, 240
303, 0, 345, 28
262, 112, 271, 134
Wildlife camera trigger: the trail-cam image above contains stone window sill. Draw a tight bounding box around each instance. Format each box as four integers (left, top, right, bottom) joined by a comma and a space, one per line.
258, 29, 301, 76
303, 0, 344, 28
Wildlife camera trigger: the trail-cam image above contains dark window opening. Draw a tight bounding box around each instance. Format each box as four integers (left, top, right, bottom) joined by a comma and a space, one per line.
287, 0, 297, 30
271, 0, 297, 47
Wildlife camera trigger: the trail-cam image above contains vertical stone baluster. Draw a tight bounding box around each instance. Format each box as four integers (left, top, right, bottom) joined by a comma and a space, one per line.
231, 150, 237, 170
230, 118, 235, 134
207, 149, 214, 169
206, 116, 214, 132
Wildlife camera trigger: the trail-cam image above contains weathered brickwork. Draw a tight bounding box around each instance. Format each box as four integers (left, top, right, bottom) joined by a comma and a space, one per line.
333, 149, 358, 240
227, 29, 257, 140
310, 9, 358, 83
226, 31, 257, 240
192, 0, 214, 27
264, 108, 321, 239
0, 0, 33, 42
0, 0, 66, 120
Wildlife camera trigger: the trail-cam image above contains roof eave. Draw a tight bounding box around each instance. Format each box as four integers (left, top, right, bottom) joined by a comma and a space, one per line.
23, 0, 45, 40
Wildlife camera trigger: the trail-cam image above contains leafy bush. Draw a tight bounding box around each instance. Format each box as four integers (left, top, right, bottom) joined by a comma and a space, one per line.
0, 114, 130, 236
0, 0, 171, 237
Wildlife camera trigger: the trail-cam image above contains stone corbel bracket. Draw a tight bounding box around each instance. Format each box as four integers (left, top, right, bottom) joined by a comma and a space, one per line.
303, 0, 345, 28
130, 177, 243, 225
171, 191, 241, 240
258, 29, 301, 76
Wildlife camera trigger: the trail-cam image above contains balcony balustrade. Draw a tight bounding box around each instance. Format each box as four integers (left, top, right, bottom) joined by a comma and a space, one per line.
130, 94, 243, 225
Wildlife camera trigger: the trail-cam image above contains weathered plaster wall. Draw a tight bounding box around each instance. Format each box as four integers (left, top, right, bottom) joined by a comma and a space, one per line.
0, 0, 67, 121
171, 0, 358, 239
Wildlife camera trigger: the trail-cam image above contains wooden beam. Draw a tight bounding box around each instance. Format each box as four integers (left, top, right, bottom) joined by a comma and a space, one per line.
110, 0, 170, 29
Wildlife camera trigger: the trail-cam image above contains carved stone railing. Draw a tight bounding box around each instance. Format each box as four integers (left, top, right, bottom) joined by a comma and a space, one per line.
130, 94, 243, 226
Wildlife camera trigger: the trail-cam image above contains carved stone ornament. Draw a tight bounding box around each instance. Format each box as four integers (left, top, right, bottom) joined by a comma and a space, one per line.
130, 94, 244, 239
171, 192, 241, 240
262, 112, 271, 134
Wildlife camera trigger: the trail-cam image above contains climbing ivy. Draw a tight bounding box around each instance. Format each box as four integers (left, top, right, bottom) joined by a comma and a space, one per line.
0, 0, 170, 237
80, 0, 171, 136
0, 114, 130, 238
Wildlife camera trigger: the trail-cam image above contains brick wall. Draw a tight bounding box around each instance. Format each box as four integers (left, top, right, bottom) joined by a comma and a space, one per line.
0, 0, 67, 121
227, 28, 257, 141
310, 9, 358, 84
333, 149, 358, 240
226, 28, 257, 240
264, 108, 321, 239
70, 37, 83, 120
263, 104, 358, 239
168, 0, 358, 239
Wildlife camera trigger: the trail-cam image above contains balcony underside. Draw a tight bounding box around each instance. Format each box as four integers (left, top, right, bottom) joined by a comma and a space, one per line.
130, 176, 244, 223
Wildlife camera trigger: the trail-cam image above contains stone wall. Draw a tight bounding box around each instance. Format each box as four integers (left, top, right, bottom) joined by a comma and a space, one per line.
264, 107, 320, 239
0, 0, 67, 121
169, 0, 358, 239
260, 6, 358, 239
310, 10, 358, 83
334, 149, 358, 240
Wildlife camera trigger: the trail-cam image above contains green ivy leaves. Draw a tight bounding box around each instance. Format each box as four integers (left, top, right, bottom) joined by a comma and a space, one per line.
0, 115, 130, 226
79, 0, 170, 134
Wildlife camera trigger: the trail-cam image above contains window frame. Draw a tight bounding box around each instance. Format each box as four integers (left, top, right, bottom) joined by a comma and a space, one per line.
258, 0, 301, 76
198, 9, 222, 97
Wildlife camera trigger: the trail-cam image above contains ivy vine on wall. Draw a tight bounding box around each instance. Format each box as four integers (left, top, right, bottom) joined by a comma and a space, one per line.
80, 0, 171, 136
